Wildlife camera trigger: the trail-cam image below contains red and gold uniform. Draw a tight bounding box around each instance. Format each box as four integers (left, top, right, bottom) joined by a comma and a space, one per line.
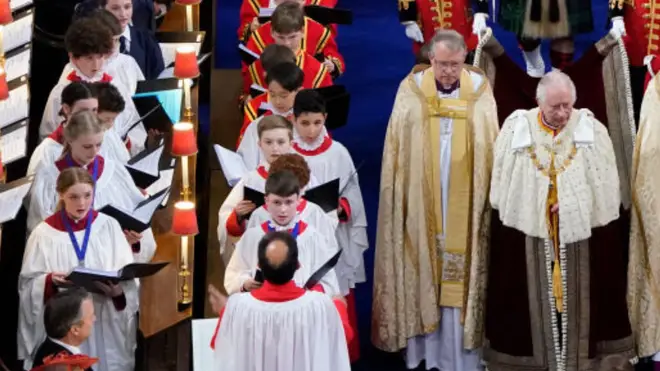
238, 0, 338, 41
398, 0, 487, 55
238, 93, 290, 147
243, 18, 345, 77
244, 51, 333, 95
615, 0, 660, 89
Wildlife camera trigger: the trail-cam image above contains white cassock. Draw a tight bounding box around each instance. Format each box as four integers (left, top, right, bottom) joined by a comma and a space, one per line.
214, 291, 351, 371
60, 53, 145, 95
27, 156, 157, 263
26, 128, 130, 176
40, 64, 146, 152
18, 212, 139, 371
292, 128, 369, 295
237, 107, 292, 170
404, 71, 483, 371
224, 220, 341, 296
216, 163, 321, 262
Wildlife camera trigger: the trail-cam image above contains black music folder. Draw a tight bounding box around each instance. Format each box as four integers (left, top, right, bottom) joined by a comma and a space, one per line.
309, 85, 350, 130
66, 262, 169, 294
125, 145, 165, 189
304, 249, 342, 289
304, 179, 339, 213
304, 6, 353, 25
238, 43, 260, 65
132, 96, 173, 133
98, 188, 170, 232
136, 78, 181, 94
254, 269, 264, 283
243, 186, 266, 219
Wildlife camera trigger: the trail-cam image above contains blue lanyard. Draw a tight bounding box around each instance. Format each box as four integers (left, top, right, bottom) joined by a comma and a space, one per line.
62, 209, 94, 266
268, 221, 301, 239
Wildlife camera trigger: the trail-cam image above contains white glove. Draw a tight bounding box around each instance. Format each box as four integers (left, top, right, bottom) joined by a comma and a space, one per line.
610, 16, 626, 39
403, 21, 424, 43
472, 13, 488, 36
644, 55, 656, 76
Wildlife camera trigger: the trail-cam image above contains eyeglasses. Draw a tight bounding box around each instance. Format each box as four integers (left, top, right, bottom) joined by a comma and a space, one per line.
432, 60, 463, 71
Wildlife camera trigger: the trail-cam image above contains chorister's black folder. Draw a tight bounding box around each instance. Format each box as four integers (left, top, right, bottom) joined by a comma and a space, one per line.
254, 269, 264, 283
99, 188, 170, 232
243, 186, 266, 219
238, 44, 260, 65
132, 96, 173, 134
136, 78, 181, 94
304, 249, 342, 289
249, 84, 266, 98
125, 167, 159, 190
66, 262, 169, 294
304, 179, 340, 213
308, 85, 350, 130
125, 145, 165, 189
304, 6, 353, 25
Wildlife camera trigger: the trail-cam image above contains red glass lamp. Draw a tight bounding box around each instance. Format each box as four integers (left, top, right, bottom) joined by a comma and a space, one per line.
0, 0, 12, 25
172, 201, 199, 236
174, 47, 200, 79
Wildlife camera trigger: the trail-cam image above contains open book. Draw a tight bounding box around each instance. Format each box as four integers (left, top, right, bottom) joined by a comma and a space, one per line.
134, 78, 183, 125
0, 176, 33, 224
66, 261, 169, 294
125, 144, 165, 189
98, 187, 171, 232
213, 144, 248, 187
304, 249, 342, 289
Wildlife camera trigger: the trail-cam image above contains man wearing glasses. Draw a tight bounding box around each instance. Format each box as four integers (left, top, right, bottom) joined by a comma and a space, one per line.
372, 29, 498, 370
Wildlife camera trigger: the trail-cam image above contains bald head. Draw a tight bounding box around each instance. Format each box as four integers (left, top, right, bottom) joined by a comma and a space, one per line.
258, 231, 299, 285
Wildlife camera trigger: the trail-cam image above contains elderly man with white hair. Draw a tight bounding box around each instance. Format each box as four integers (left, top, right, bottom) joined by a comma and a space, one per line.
372, 29, 499, 370
485, 70, 634, 371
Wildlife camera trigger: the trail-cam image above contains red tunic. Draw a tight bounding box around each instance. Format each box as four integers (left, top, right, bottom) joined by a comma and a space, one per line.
209, 280, 353, 350
620, 1, 660, 90
244, 51, 333, 95
407, 0, 478, 55
238, 0, 338, 41
243, 18, 345, 75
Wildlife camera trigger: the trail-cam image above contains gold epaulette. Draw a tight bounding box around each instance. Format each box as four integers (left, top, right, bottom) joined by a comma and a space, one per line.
398, 0, 415, 11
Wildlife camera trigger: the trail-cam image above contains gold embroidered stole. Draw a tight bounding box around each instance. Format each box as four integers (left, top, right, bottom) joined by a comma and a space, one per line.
420, 68, 474, 308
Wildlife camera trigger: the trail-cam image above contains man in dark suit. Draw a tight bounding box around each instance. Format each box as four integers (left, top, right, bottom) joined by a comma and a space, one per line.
32, 288, 96, 368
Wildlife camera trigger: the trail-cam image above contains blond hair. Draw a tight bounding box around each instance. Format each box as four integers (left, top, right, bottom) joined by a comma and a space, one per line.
55, 168, 95, 211
257, 115, 293, 140
598, 355, 633, 371
60, 110, 104, 157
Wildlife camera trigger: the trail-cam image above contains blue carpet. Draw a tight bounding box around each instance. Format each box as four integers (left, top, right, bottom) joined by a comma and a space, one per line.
214, 1, 611, 369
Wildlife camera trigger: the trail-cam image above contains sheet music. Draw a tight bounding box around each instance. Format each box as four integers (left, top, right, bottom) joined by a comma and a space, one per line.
159, 42, 201, 70
127, 146, 164, 177
0, 181, 32, 224
0, 83, 29, 130
213, 144, 248, 187
0, 121, 27, 164
192, 318, 219, 371
1, 12, 33, 53
146, 168, 174, 206
5, 47, 31, 81
133, 189, 170, 223
258, 7, 275, 17
9, 0, 32, 11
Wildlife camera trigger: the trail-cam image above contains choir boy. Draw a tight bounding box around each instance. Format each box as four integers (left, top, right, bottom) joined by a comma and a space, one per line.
291, 88, 367, 361
239, 62, 303, 169
28, 111, 157, 263
40, 17, 146, 152
102, 0, 165, 79
224, 170, 341, 296
19, 168, 140, 371
244, 43, 332, 97
243, 2, 344, 79
238, 0, 337, 42
210, 232, 351, 371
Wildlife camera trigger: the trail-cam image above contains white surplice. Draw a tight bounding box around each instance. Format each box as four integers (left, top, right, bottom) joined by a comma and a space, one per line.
224, 220, 341, 296
59, 53, 145, 95
237, 107, 293, 170
27, 156, 157, 263
293, 128, 369, 295
18, 213, 139, 371
26, 131, 130, 176
404, 71, 484, 371
40, 64, 146, 152
214, 291, 351, 371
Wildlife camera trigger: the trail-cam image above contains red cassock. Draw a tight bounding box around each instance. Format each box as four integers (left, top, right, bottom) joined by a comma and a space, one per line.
243, 18, 345, 75
243, 51, 333, 95
621, 0, 660, 89
238, 0, 338, 41
399, 0, 479, 55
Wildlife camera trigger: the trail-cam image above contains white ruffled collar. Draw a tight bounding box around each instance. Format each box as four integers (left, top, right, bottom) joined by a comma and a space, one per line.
293, 126, 328, 151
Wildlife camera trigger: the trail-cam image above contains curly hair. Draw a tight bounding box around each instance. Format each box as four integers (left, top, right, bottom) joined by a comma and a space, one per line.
268, 153, 311, 188
65, 17, 114, 58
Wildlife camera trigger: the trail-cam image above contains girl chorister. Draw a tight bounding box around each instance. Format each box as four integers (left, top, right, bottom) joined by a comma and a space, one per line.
18, 168, 140, 371
27, 82, 130, 176
28, 110, 157, 263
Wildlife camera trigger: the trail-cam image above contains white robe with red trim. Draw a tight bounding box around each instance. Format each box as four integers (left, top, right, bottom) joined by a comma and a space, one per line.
224, 220, 341, 296
27, 157, 157, 263
40, 64, 146, 152
213, 291, 351, 371
18, 213, 139, 371
293, 130, 369, 294
26, 131, 130, 177
237, 107, 294, 170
